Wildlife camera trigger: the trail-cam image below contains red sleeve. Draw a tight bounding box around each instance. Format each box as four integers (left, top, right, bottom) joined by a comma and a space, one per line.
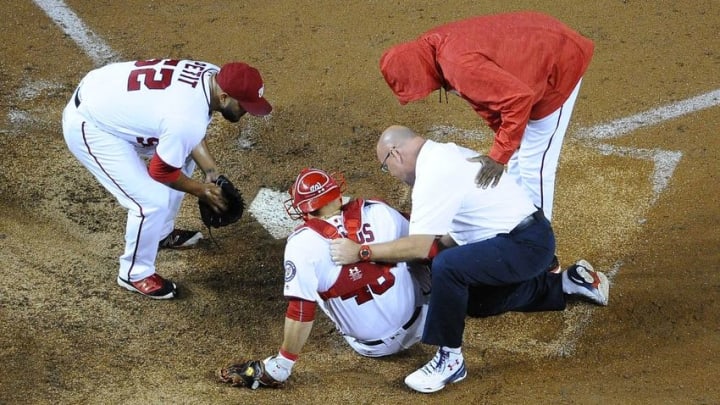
450, 62, 533, 164
148, 153, 181, 183
285, 298, 317, 322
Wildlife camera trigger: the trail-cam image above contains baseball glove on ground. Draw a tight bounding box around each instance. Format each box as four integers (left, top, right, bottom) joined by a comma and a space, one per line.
199, 175, 244, 228
217, 360, 283, 389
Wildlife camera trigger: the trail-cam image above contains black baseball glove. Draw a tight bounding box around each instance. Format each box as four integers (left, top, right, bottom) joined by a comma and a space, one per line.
217, 360, 283, 389
199, 175, 244, 228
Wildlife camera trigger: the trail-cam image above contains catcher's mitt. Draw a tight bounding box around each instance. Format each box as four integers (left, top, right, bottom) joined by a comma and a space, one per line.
199, 175, 244, 228
217, 360, 283, 389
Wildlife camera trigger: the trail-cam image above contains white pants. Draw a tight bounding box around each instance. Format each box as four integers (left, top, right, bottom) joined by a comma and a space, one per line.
344, 304, 428, 357
343, 267, 430, 357
507, 79, 583, 221
61, 96, 193, 282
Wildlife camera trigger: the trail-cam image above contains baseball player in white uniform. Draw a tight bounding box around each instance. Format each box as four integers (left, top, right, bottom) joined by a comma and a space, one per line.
231, 168, 429, 386
61, 59, 272, 299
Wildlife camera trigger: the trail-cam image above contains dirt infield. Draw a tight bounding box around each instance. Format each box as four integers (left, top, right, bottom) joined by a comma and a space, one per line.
1, 1, 718, 404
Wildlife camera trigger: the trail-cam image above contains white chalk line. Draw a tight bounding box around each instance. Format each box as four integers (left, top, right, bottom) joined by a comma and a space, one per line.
32, 0, 118, 66
577, 89, 720, 140
24, 1, 719, 359
573, 89, 720, 205
594, 144, 683, 205
477, 261, 622, 357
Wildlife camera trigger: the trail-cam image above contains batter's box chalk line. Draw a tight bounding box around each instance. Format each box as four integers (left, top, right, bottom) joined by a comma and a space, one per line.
475, 261, 622, 359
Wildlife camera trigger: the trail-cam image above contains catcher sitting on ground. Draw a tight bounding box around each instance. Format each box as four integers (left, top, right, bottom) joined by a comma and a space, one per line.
218, 167, 432, 389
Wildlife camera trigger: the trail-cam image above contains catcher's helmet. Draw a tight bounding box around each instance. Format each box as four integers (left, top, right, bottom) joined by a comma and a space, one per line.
285, 168, 345, 219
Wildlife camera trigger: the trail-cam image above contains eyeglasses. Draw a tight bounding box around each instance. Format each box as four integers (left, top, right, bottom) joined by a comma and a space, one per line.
380, 147, 396, 172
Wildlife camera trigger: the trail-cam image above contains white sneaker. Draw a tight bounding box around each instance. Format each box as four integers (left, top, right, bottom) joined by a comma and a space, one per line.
562, 260, 610, 306
404, 348, 467, 393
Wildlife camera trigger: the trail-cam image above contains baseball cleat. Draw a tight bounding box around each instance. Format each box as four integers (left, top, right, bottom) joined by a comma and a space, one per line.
117, 273, 177, 299
561, 259, 610, 306
158, 229, 203, 250
404, 347, 467, 393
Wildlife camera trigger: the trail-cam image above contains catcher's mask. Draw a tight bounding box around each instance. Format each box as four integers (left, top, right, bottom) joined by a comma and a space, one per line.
284, 168, 345, 220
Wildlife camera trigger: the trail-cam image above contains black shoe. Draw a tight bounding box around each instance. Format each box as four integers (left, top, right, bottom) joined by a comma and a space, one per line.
159, 229, 203, 249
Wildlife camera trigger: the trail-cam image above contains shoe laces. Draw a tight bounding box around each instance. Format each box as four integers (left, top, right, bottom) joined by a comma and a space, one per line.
422, 349, 451, 375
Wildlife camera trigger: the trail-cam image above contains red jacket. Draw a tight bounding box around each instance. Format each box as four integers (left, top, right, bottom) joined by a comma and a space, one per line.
380, 12, 594, 164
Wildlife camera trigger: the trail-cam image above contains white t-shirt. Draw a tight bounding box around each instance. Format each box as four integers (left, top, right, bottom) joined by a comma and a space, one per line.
283, 200, 418, 342
410, 140, 537, 245
76, 59, 216, 168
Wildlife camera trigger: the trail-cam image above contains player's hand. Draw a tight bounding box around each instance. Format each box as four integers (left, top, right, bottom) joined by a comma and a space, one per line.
199, 183, 227, 213
468, 155, 505, 189
329, 239, 360, 265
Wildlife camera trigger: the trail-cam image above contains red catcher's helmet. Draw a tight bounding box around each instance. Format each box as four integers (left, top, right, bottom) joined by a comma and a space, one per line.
285, 168, 345, 220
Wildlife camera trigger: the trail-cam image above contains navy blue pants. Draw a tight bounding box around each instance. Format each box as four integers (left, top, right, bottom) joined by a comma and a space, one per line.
422, 213, 565, 348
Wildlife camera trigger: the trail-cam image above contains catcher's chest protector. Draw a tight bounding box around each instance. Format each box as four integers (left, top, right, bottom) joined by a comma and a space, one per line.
297, 199, 395, 302
297, 199, 365, 242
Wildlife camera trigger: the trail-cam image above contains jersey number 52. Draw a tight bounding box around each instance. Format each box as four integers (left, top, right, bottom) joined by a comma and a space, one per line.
126, 59, 180, 91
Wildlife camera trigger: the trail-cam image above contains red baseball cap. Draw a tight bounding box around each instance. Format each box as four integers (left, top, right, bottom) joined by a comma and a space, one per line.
216, 62, 272, 116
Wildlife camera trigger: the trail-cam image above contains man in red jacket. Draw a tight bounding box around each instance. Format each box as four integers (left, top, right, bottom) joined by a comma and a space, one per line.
380, 12, 594, 230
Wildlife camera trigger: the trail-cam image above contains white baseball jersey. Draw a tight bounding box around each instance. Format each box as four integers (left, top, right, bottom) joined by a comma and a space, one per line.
283, 200, 420, 342
410, 140, 538, 245
76, 59, 217, 166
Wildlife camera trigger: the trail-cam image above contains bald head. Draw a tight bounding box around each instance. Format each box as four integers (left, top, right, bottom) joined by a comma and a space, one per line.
376, 125, 426, 185
379, 125, 417, 146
